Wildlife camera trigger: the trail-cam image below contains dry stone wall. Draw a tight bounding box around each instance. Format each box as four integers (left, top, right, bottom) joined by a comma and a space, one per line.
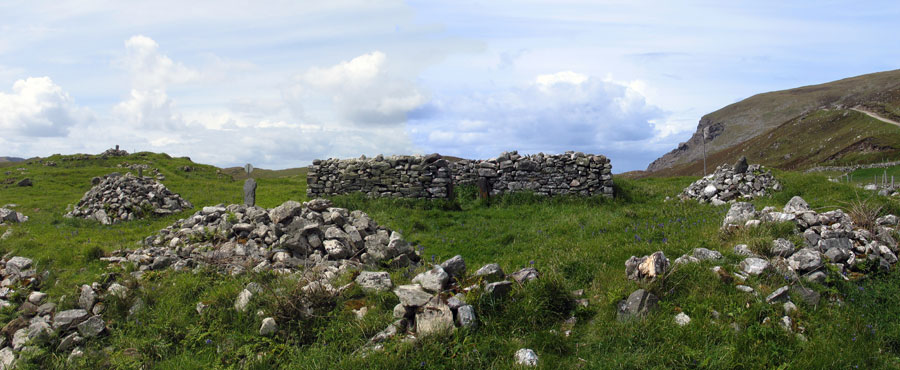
307, 151, 613, 199
307, 154, 452, 199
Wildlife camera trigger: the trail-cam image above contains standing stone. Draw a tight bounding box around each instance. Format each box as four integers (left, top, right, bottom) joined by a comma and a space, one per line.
243, 178, 257, 206
733, 156, 749, 174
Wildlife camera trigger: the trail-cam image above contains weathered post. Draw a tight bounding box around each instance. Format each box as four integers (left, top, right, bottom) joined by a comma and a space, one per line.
476, 177, 490, 200
243, 163, 257, 206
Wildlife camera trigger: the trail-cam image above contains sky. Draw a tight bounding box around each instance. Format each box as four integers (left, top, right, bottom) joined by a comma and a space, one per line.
1, 1, 898, 172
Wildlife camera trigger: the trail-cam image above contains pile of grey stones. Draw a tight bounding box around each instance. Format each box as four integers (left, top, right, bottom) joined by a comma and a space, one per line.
361, 254, 540, 354
680, 157, 782, 205
102, 199, 422, 276
100, 147, 128, 157
64, 172, 192, 225
117, 162, 165, 181
0, 257, 127, 367
723, 196, 899, 282
0, 207, 27, 225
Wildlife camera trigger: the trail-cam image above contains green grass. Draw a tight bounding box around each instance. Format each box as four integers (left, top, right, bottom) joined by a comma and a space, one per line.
1, 154, 900, 368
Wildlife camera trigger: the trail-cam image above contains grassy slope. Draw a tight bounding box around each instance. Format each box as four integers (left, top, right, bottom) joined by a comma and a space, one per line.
1, 155, 899, 368
650, 109, 900, 178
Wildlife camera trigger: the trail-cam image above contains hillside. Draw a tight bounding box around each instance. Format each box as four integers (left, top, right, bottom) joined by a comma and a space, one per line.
0, 157, 24, 163
1, 151, 900, 368
648, 69, 900, 175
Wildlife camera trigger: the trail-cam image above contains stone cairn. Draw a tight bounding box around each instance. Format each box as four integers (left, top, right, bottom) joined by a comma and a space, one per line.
117, 162, 164, 181
680, 157, 782, 205
100, 145, 128, 158
450, 151, 613, 197
102, 199, 421, 275
64, 173, 193, 225
307, 151, 614, 200
0, 256, 125, 366
308, 154, 452, 199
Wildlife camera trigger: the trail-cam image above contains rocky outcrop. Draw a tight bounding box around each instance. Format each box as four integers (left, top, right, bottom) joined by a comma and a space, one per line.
0, 208, 27, 225
65, 173, 192, 224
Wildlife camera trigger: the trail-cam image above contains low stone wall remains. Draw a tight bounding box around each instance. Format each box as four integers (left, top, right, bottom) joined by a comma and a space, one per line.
307, 151, 613, 199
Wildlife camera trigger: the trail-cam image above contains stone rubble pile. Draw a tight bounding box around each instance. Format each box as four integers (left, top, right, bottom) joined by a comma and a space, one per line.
680, 157, 782, 204
724, 196, 899, 282
64, 173, 192, 225
102, 199, 422, 275
308, 154, 453, 199
362, 255, 540, 353
450, 151, 614, 197
100, 146, 128, 157
0, 257, 124, 367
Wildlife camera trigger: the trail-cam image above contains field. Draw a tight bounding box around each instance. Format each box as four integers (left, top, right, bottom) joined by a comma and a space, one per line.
1, 153, 900, 369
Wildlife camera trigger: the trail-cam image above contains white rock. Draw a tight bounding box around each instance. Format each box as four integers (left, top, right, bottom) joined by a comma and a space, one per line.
515, 348, 539, 366
674, 312, 691, 326
259, 317, 277, 336
234, 289, 253, 312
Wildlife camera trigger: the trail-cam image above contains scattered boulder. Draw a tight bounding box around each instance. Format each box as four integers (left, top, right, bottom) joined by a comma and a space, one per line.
616, 289, 659, 322
0, 208, 27, 224
415, 297, 454, 335
473, 264, 505, 283
394, 285, 432, 308
484, 281, 513, 299
439, 255, 466, 279
765, 286, 790, 304
771, 239, 796, 257
509, 267, 540, 284
722, 202, 757, 228
625, 251, 669, 282
412, 266, 449, 293
259, 317, 277, 336
787, 248, 823, 273
740, 258, 770, 275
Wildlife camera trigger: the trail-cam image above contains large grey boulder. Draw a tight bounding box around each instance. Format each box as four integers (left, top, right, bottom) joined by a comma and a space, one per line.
771, 238, 795, 257
439, 255, 466, 279
268, 200, 303, 224
740, 257, 770, 275
393, 284, 432, 308
473, 263, 505, 282
53, 309, 90, 330
259, 317, 277, 336
723, 202, 757, 228
733, 156, 749, 174
787, 248, 823, 273
510, 267, 540, 284
415, 297, 454, 335
5, 256, 33, 277
616, 289, 659, 322
625, 251, 669, 282
784, 196, 810, 214
76, 315, 105, 338
456, 305, 477, 328
355, 271, 393, 292
692, 248, 723, 261
412, 266, 450, 292
484, 281, 513, 299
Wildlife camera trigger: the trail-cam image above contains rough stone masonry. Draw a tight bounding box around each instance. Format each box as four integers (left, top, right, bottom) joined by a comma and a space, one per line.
307, 151, 613, 199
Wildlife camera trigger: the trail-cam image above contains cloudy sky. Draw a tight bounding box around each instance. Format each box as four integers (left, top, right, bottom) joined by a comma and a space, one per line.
1, 1, 898, 172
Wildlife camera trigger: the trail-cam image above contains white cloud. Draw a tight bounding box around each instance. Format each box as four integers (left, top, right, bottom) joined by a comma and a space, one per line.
0, 77, 91, 137
409, 72, 666, 170
117, 35, 200, 90
288, 51, 427, 125
113, 88, 183, 130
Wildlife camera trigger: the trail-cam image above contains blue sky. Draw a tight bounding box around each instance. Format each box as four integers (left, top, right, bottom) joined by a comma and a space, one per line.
1, 1, 898, 172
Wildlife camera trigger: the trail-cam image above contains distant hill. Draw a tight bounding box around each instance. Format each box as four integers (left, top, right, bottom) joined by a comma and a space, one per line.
647, 69, 900, 176
0, 156, 24, 163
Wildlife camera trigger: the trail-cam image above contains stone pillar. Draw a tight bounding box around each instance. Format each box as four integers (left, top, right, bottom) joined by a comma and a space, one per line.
244, 178, 257, 206
476, 177, 491, 200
